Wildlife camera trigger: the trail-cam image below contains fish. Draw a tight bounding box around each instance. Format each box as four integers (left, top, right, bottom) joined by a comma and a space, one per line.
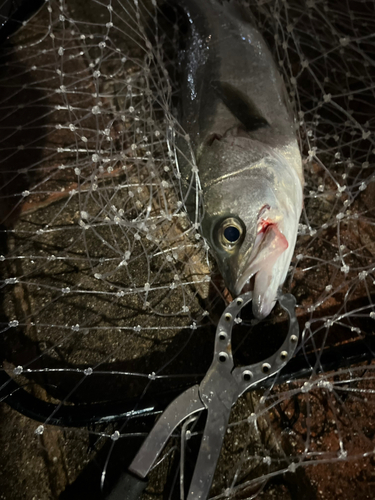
175, 0, 304, 318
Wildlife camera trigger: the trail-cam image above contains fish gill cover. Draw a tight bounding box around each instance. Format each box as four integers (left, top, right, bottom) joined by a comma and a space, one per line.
0, 0, 374, 499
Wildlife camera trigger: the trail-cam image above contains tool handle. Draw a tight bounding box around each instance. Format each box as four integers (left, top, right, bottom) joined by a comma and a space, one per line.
129, 384, 203, 478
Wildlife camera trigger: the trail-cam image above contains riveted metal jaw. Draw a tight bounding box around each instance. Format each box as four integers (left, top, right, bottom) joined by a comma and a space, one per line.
209, 292, 299, 401
231, 293, 299, 397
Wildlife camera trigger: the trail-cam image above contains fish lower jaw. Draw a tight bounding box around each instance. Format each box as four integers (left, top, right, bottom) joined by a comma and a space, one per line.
232, 270, 278, 319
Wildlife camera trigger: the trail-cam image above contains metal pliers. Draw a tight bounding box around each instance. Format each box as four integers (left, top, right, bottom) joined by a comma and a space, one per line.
129, 292, 299, 500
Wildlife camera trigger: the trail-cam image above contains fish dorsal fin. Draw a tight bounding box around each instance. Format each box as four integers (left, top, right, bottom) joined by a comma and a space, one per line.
211, 81, 269, 132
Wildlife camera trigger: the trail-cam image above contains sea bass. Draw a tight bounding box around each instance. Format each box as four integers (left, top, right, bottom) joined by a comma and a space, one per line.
176, 0, 304, 318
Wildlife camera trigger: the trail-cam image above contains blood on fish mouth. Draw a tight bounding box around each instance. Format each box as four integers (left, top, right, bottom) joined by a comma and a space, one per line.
258, 218, 273, 234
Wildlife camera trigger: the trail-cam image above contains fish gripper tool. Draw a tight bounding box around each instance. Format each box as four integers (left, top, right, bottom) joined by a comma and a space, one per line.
129, 292, 299, 500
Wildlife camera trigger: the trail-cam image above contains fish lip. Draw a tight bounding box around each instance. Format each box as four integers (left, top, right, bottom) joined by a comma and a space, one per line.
230, 266, 258, 297
227, 234, 263, 297
230, 216, 274, 296
221, 246, 258, 297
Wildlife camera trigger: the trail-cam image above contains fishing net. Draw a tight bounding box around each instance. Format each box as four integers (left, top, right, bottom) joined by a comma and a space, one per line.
1, 0, 375, 499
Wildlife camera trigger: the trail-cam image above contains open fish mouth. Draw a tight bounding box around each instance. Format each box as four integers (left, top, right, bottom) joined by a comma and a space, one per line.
231, 223, 289, 319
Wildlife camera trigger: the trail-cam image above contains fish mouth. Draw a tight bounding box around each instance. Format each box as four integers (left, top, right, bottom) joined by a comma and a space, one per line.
230, 223, 289, 319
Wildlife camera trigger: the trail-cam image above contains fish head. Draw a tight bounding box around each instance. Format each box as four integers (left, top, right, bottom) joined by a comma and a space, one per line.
200, 145, 303, 319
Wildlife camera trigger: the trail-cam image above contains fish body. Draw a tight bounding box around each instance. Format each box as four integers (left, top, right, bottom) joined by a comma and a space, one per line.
176, 0, 304, 318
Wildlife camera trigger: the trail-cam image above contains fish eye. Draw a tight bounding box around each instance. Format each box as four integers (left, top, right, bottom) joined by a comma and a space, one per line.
217, 217, 244, 248
224, 225, 240, 243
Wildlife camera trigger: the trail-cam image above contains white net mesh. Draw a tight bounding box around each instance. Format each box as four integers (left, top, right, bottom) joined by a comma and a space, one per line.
1, 0, 375, 499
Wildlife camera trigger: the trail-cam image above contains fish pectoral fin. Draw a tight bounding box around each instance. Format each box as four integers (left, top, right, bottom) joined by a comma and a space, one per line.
247, 224, 288, 318
211, 81, 269, 132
